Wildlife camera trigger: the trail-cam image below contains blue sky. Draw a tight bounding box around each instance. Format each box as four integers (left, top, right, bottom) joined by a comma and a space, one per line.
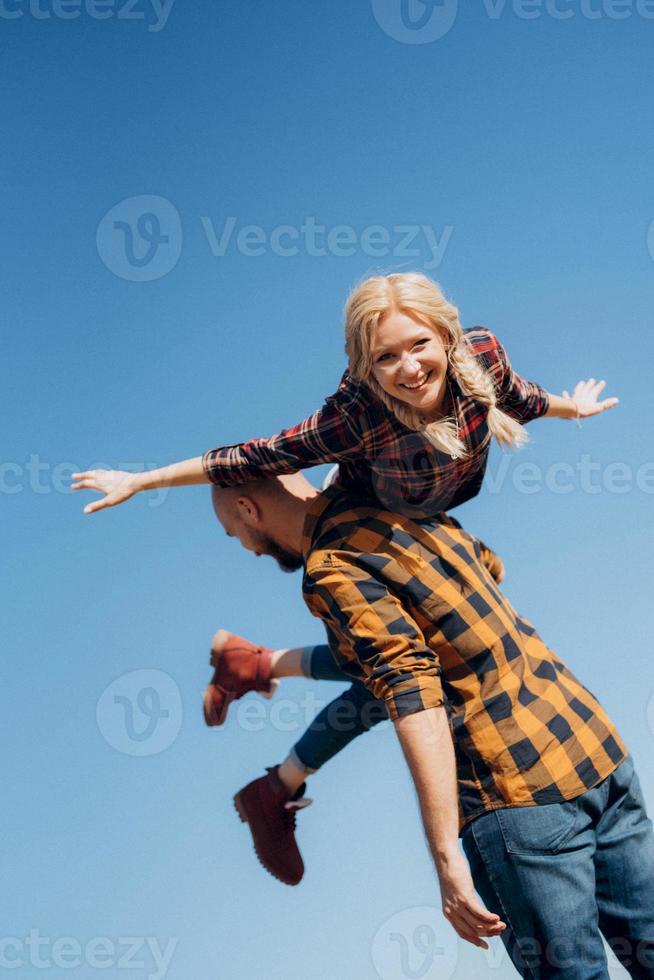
3, 2, 654, 978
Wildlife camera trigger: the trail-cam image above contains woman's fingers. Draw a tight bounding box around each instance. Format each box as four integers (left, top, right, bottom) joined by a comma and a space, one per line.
568, 379, 618, 416
72, 470, 103, 481
71, 472, 103, 491
84, 494, 119, 514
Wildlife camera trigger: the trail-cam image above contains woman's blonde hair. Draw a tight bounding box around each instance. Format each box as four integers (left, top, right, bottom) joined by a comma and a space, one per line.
344, 272, 528, 458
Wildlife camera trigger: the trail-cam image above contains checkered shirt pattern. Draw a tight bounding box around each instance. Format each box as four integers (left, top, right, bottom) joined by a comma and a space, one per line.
301, 487, 628, 832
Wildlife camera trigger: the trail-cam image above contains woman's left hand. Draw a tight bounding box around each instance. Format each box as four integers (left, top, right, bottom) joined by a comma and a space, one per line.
563, 379, 619, 418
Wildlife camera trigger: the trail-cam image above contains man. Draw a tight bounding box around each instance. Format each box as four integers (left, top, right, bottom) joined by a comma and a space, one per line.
210, 472, 654, 978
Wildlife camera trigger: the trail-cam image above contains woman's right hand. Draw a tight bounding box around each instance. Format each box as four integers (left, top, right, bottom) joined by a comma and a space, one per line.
70, 469, 142, 515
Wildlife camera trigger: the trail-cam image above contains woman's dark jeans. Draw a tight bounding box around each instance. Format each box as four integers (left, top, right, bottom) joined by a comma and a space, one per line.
289, 644, 388, 772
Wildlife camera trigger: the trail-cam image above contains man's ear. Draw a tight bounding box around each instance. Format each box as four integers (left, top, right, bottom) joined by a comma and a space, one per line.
235, 495, 261, 526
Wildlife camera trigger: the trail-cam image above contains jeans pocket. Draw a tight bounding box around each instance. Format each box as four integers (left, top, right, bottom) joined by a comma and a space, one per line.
495, 800, 579, 856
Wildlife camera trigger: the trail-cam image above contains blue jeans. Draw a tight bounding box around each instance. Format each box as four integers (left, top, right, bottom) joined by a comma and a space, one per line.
289, 644, 388, 772
461, 754, 654, 979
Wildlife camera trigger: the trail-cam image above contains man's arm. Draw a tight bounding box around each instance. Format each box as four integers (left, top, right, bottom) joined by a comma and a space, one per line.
306, 559, 506, 947
395, 706, 506, 949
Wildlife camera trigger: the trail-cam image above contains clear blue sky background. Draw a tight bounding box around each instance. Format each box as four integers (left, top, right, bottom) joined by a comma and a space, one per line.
3, 2, 654, 978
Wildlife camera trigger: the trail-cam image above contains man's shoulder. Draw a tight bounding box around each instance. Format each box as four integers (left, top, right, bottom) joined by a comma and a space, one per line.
304, 492, 395, 581
302, 548, 363, 604
305, 493, 456, 576
305, 548, 352, 576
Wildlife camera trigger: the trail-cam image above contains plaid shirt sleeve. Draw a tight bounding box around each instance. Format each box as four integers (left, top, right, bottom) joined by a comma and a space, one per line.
476, 538, 504, 583
441, 513, 504, 584
472, 328, 550, 423
305, 556, 445, 722
202, 373, 367, 486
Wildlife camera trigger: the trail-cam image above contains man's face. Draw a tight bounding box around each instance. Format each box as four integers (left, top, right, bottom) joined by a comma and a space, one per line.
212, 490, 303, 573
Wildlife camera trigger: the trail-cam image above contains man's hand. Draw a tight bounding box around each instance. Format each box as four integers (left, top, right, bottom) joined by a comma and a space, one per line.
394, 707, 507, 950
437, 848, 506, 950
71, 469, 141, 514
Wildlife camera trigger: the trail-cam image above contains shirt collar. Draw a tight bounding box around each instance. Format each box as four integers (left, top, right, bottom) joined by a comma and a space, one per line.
301, 486, 344, 563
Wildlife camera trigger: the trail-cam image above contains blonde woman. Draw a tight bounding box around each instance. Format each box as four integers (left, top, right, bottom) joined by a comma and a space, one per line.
72, 272, 617, 518
72, 273, 618, 884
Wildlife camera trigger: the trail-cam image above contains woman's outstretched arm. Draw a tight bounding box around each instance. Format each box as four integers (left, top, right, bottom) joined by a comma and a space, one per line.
72, 373, 367, 514
477, 329, 619, 423
71, 456, 209, 514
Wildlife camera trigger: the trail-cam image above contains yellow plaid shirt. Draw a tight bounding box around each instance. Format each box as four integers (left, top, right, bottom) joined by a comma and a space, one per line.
302, 487, 628, 832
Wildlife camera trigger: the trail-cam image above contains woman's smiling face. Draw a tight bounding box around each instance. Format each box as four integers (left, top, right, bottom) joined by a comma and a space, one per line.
370, 310, 450, 416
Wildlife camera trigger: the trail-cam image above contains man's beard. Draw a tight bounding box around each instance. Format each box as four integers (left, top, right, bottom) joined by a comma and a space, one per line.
259, 534, 303, 573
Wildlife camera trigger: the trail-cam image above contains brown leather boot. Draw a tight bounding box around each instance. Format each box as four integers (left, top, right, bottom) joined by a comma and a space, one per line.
203, 629, 278, 727
234, 767, 312, 886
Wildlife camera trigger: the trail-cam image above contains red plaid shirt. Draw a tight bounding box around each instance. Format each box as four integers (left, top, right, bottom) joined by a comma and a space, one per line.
203, 327, 550, 516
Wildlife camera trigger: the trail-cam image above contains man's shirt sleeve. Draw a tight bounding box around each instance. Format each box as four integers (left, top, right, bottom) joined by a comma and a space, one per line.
305, 556, 445, 722
203, 373, 366, 487
474, 328, 550, 423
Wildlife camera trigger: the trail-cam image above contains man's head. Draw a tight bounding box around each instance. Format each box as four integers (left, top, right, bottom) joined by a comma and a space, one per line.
211, 472, 319, 572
